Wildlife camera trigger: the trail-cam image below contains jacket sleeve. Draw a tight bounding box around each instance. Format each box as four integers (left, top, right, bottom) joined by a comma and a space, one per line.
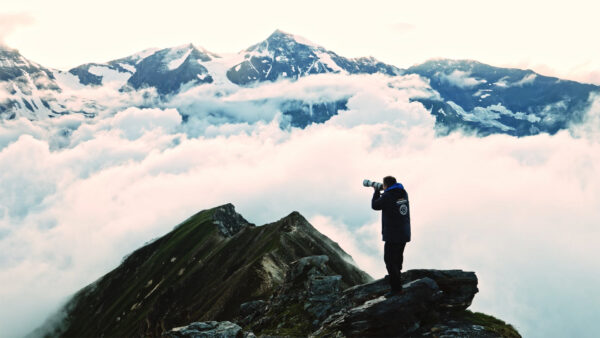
372, 190, 388, 210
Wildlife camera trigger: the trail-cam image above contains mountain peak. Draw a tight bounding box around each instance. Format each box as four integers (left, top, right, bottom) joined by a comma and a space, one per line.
0, 46, 28, 67
269, 28, 288, 37
211, 203, 254, 237
263, 29, 321, 49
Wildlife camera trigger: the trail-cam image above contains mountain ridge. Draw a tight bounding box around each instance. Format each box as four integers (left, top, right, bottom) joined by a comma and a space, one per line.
1, 30, 598, 136
30, 203, 371, 337
29, 203, 520, 337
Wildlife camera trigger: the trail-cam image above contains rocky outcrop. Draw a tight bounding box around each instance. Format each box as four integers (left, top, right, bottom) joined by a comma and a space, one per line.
234, 255, 519, 337
171, 255, 519, 337
211, 203, 255, 237
314, 277, 443, 337
163, 321, 253, 338
338, 269, 478, 311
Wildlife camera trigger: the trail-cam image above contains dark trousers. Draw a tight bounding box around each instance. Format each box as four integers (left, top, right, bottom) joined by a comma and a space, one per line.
384, 241, 406, 291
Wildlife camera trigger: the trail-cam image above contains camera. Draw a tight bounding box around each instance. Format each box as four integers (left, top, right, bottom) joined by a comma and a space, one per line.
363, 179, 383, 191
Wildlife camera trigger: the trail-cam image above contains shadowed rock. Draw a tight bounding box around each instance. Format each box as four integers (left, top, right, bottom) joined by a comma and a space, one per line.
313, 277, 443, 337
340, 269, 478, 311
240, 260, 517, 337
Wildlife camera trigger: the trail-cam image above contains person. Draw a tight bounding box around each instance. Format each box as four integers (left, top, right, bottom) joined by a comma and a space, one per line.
371, 175, 411, 298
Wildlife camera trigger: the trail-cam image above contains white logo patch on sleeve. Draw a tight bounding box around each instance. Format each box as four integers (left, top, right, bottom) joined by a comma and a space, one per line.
396, 199, 409, 216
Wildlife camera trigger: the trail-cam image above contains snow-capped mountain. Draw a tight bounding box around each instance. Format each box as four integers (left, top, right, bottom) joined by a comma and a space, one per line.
127, 44, 218, 94
0, 30, 598, 136
68, 44, 219, 94
406, 59, 599, 136
0, 46, 67, 119
226, 29, 402, 85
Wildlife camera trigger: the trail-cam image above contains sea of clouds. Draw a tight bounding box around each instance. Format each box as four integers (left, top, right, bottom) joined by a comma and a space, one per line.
1, 73, 599, 337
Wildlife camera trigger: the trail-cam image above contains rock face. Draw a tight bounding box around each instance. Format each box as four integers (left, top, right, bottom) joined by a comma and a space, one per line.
231, 252, 518, 337
171, 254, 519, 338
30, 204, 519, 337
314, 277, 444, 337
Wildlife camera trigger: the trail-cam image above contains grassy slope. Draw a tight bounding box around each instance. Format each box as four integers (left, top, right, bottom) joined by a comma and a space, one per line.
458, 310, 522, 338
53, 206, 370, 337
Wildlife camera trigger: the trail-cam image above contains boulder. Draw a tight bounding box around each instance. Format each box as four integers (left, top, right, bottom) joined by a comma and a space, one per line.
340, 269, 479, 312
163, 321, 252, 338
313, 277, 443, 337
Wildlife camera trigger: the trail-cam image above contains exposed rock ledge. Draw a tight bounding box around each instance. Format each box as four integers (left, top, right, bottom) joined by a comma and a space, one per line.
165, 255, 520, 338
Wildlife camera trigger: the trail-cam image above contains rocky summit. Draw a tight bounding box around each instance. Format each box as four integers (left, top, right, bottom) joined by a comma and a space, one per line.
30, 204, 520, 337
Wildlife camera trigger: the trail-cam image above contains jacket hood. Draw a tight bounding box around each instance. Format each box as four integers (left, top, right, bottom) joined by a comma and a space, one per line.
385, 182, 404, 192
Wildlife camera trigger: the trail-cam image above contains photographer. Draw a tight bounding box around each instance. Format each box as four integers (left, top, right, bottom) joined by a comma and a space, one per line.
371, 176, 411, 297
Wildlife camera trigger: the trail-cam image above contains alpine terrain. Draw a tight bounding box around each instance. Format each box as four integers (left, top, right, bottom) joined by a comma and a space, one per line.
1, 29, 598, 136
29, 204, 521, 337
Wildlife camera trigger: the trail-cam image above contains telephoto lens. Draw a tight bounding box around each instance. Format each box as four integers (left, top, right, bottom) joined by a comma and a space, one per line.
363, 179, 383, 191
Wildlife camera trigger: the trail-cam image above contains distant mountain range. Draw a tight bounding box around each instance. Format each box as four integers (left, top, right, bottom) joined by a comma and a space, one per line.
1, 29, 598, 136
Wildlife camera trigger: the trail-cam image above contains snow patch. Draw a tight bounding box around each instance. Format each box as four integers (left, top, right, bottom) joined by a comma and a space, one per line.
188, 53, 245, 88
448, 101, 541, 130
131, 48, 159, 63
118, 63, 136, 73
290, 33, 322, 48
447, 101, 514, 131
439, 70, 486, 88
166, 46, 193, 70
88, 65, 131, 87
494, 76, 509, 87
315, 51, 343, 73
513, 74, 537, 87
53, 70, 86, 90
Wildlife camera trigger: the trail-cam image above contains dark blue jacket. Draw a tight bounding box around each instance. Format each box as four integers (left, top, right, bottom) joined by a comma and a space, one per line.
372, 183, 411, 243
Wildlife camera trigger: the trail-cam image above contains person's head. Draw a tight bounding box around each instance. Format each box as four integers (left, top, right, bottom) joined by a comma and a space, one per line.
383, 176, 397, 190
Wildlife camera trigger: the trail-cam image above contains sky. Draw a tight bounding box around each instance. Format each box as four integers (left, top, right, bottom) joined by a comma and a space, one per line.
1, 1, 600, 338
1, 0, 600, 84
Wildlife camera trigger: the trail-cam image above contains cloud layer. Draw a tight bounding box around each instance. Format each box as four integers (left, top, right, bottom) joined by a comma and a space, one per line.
0, 74, 599, 338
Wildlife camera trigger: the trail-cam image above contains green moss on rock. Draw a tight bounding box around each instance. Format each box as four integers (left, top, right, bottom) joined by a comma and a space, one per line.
459, 310, 521, 338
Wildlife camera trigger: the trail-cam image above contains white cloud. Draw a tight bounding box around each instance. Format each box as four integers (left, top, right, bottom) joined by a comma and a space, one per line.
569, 93, 600, 141
1, 73, 600, 338
110, 107, 182, 140
495, 74, 537, 88
439, 70, 486, 88
513, 73, 537, 86
309, 215, 384, 276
